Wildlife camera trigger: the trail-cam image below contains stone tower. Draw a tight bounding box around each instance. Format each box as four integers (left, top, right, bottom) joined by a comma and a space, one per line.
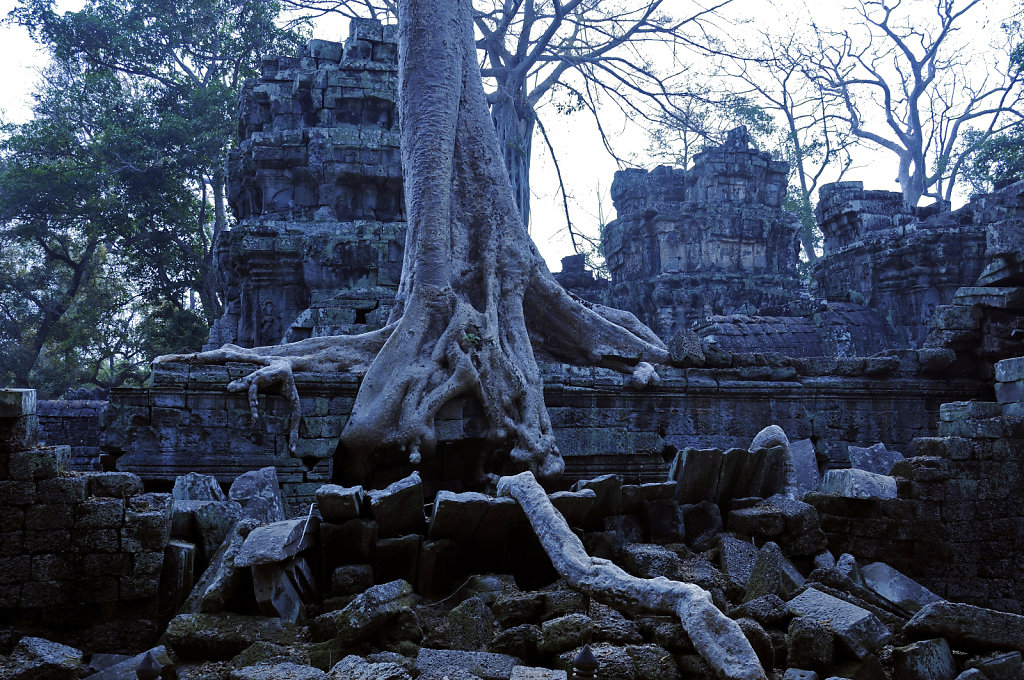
206, 19, 406, 350
602, 127, 804, 339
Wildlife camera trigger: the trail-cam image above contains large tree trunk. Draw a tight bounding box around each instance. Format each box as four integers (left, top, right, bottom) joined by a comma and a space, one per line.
490, 90, 535, 230
156, 0, 667, 484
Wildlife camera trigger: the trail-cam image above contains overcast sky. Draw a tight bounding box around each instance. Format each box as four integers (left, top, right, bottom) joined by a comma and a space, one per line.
0, 0, 1017, 271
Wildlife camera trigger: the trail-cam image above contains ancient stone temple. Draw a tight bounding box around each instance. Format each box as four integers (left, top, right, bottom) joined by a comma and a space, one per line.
602, 127, 804, 339
206, 19, 405, 350
811, 181, 991, 347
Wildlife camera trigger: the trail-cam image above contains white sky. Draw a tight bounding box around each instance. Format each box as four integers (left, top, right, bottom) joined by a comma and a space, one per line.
0, 0, 1017, 271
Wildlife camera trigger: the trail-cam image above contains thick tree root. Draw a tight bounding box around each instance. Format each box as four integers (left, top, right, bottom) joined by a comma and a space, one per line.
498, 471, 768, 680
153, 328, 393, 454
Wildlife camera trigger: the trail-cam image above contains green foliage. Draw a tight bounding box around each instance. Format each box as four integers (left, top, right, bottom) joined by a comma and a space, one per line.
1, 0, 302, 395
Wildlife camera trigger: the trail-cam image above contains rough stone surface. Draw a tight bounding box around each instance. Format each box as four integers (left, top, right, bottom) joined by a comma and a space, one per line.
327, 654, 412, 680
847, 443, 904, 475
788, 587, 892, 659
787, 616, 834, 675
367, 472, 424, 537
860, 561, 943, 614
892, 638, 956, 680
414, 648, 520, 680
165, 613, 296, 660
819, 469, 897, 499
230, 662, 327, 680
311, 579, 413, 642
906, 601, 1024, 652
229, 467, 287, 523
173, 472, 226, 501
744, 541, 805, 602
316, 484, 363, 523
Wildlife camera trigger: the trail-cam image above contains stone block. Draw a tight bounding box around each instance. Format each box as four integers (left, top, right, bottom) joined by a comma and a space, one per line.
967, 651, 1024, 680
36, 475, 88, 504
538, 613, 594, 656
0, 479, 35, 505
173, 472, 226, 501
788, 616, 834, 675
0, 415, 39, 453
996, 356, 1024, 383
331, 563, 373, 595
449, 595, 496, 651
744, 541, 805, 602
417, 538, 458, 597
75, 498, 125, 528
893, 638, 956, 680
570, 473, 622, 528
428, 490, 488, 542
315, 483, 363, 522
321, 519, 377, 567
789, 587, 892, 659
860, 562, 943, 615
195, 500, 244, 560
414, 648, 519, 680
229, 467, 287, 523
8, 446, 67, 481
0, 389, 36, 418
549, 489, 596, 528
310, 579, 413, 643
788, 438, 820, 498
25, 503, 75, 530
374, 534, 420, 585
162, 540, 196, 614
87, 472, 144, 498
819, 469, 897, 499
367, 472, 424, 537
166, 612, 297, 660
906, 601, 1024, 653
680, 500, 722, 549
848, 443, 904, 475
645, 497, 686, 544
718, 534, 758, 588
236, 516, 318, 567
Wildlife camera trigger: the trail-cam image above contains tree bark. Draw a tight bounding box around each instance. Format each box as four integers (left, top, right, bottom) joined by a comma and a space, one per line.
157, 0, 667, 484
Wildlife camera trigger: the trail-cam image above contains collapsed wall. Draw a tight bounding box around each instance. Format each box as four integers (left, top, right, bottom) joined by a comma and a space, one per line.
0, 389, 175, 652
812, 181, 992, 348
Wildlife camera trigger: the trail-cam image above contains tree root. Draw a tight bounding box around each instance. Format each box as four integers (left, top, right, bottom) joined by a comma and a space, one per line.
498, 471, 767, 680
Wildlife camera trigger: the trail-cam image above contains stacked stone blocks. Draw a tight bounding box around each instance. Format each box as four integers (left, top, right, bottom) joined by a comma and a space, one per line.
1, 388, 172, 637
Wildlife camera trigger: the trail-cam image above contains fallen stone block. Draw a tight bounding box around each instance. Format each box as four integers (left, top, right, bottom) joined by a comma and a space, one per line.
80, 645, 174, 680
417, 538, 458, 597
860, 562, 943, 615
538, 613, 594, 656
253, 555, 318, 622
7, 636, 83, 680
236, 516, 319, 568
819, 469, 897, 500
415, 648, 520, 680
310, 579, 413, 642
893, 638, 956, 680
182, 518, 259, 614
449, 595, 497, 651
173, 472, 226, 501
570, 473, 622, 527
367, 472, 424, 537
327, 654, 411, 680
788, 616, 834, 675
848, 443, 904, 476
680, 500, 721, 550
966, 651, 1024, 680
783, 671, 818, 680
165, 613, 297, 660
315, 484, 363, 523
428, 490, 489, 542
718, 534, 758, 588
728, 594, 790, 628
230, 467, 287, 523
906, 601, 1024, 653
744, 541, 805, 602
321, 519, 377, 566
375, 534, 420, 584
788, 588, 892, 659
195, 500, 244, 560
332, 564, 374, 595
549, 488, 596, 528
230, 662, 327, 680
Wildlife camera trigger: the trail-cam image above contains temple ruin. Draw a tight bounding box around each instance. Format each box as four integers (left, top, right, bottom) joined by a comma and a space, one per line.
4, 17, 1024, 680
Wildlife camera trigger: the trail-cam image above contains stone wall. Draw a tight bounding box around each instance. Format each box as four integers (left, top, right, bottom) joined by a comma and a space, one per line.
101, 356, 987, 513
0, 389, 174, 652
602, 128, 804, 339
207, 19, 405, 349
36, 400, 106, 471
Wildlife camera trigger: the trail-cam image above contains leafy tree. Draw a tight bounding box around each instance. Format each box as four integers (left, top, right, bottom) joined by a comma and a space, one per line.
11, 0, 303, 320
0, 65, 210, 394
